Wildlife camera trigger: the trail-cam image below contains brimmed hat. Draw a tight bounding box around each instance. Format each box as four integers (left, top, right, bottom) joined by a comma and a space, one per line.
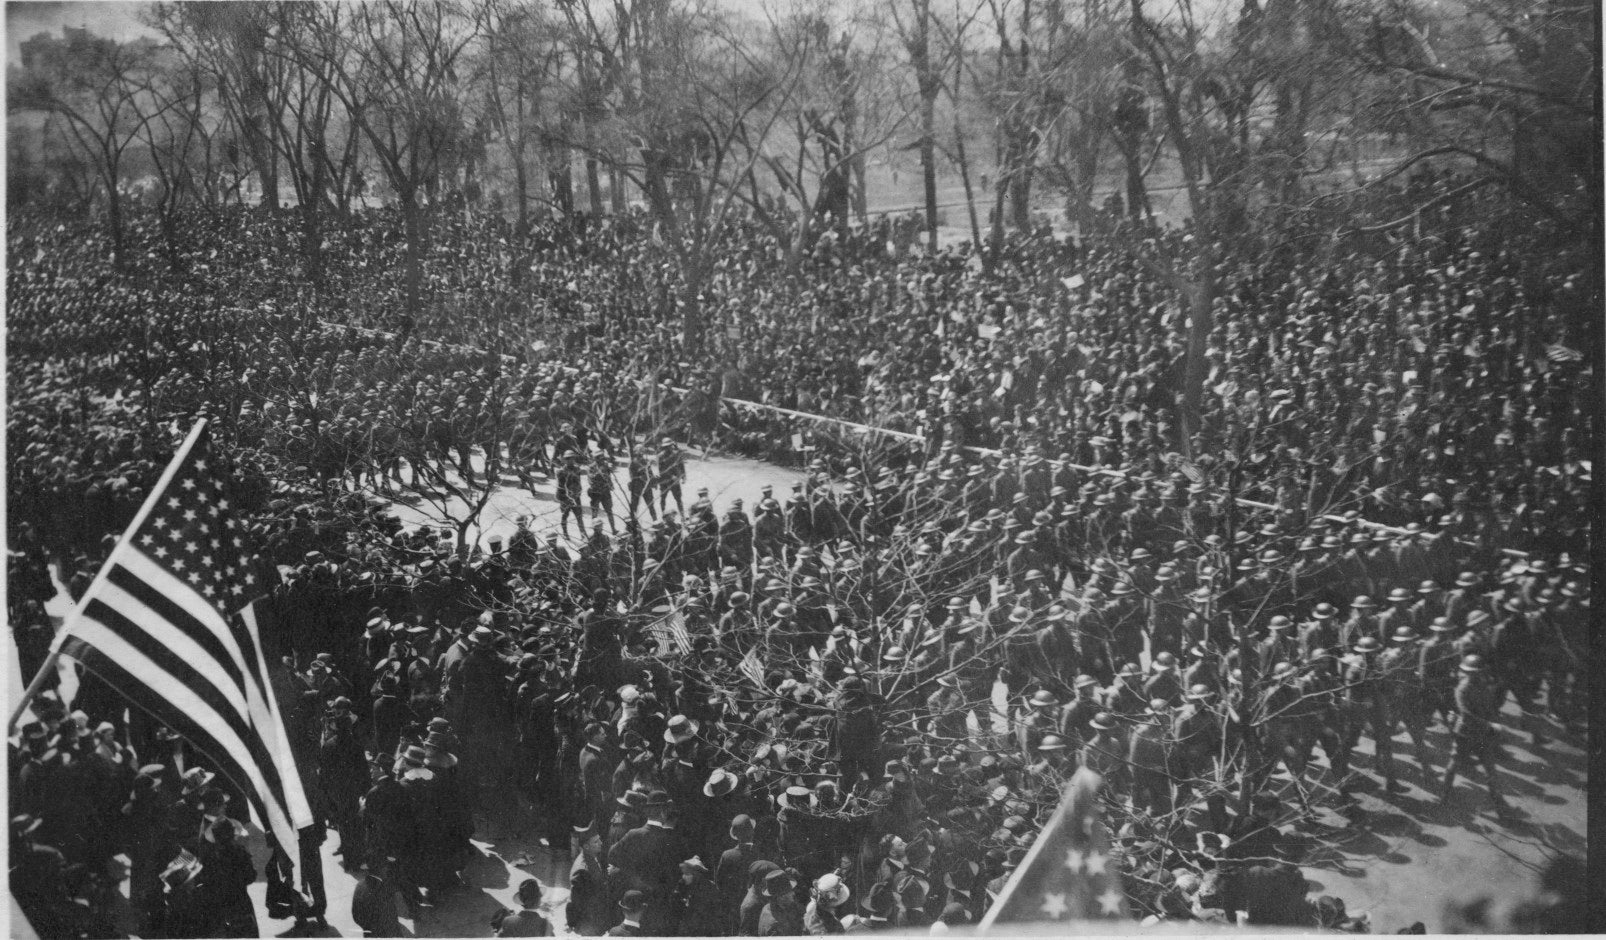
778, 785, 815, 810
1089, 712, 1118, 731
1028, 689, 1059, 708
1386, 587, 1411, 604
763, 869, 796, 896
815, 872, 851, 907
1351, 595, 1376, 609
1037, 734, 1069, 751
1459, 653, 1486, 673
664, 715, 700, 744
619, 888, 648, 911
1455, 571, 1479, 587
181, 768, 216, 792
1353, 635, 1382, 653
704, 768, 739, 798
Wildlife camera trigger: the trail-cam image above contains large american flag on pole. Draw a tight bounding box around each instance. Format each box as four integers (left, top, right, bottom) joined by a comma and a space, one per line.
978, 767, 1129, 930
49, 420, 312, 855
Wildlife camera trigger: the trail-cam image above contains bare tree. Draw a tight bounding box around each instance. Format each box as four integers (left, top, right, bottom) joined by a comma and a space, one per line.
8, 29, 180, 265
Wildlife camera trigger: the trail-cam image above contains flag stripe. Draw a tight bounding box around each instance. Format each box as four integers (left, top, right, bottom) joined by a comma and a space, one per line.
81, 598, 252, 724
60, 631, 298, 852
118, 551, 273, 718
122, 533, 311, 832
116, 551, 266, 683
238, 605, 313, 828
102, 567, 251, 704
73, 602, 292, 818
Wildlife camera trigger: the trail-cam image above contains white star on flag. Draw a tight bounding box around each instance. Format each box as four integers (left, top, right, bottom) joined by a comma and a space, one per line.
1041, 892, 1068, 919
977, 768, 1130, 929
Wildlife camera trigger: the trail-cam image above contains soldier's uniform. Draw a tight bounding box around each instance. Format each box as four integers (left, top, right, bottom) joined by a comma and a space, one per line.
1439, 657, 1508, 812
1343, 640, 1399, 791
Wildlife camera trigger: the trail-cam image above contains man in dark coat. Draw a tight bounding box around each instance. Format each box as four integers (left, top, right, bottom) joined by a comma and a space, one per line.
608, 792, 679, 932
758, 869, 805, 936
715, 814, 759, 934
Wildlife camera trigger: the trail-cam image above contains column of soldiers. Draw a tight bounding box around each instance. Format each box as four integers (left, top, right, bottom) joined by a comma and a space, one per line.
11, 436, 1585, 935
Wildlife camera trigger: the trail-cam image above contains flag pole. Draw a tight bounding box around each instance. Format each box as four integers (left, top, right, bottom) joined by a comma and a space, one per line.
7, 419, 210, 734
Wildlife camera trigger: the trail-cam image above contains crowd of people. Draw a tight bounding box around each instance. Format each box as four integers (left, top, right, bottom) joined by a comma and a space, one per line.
6, 177, 1592, 938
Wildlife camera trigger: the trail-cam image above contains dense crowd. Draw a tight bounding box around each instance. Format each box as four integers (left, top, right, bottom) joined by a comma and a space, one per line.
6, 180, 1593, 937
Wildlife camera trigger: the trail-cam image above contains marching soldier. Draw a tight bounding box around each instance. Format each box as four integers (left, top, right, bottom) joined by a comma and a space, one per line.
1439, 655, 1510, 815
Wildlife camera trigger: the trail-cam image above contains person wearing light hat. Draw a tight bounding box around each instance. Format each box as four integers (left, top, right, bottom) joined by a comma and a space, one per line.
1439, 654, 1509, 814
805, 872, 851, 934
663, 714, 700, 745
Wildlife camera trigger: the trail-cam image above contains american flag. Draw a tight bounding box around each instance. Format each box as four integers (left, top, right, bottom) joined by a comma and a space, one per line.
648, 605, 692, 656
1546, 343, 1583, 364
978, 767, 1129, 930
738, 647, 767, 690
49, 421, 312, 856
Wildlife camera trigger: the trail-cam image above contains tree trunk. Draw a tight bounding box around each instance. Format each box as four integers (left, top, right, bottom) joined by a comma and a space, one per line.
402, 193, 424, 318
954, 116, 983, 256
610, 162, 627, 214
106, 175, 126, 269
514, 142, 530, 235
586, 152, 604, 216
920, 98, 939, 250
